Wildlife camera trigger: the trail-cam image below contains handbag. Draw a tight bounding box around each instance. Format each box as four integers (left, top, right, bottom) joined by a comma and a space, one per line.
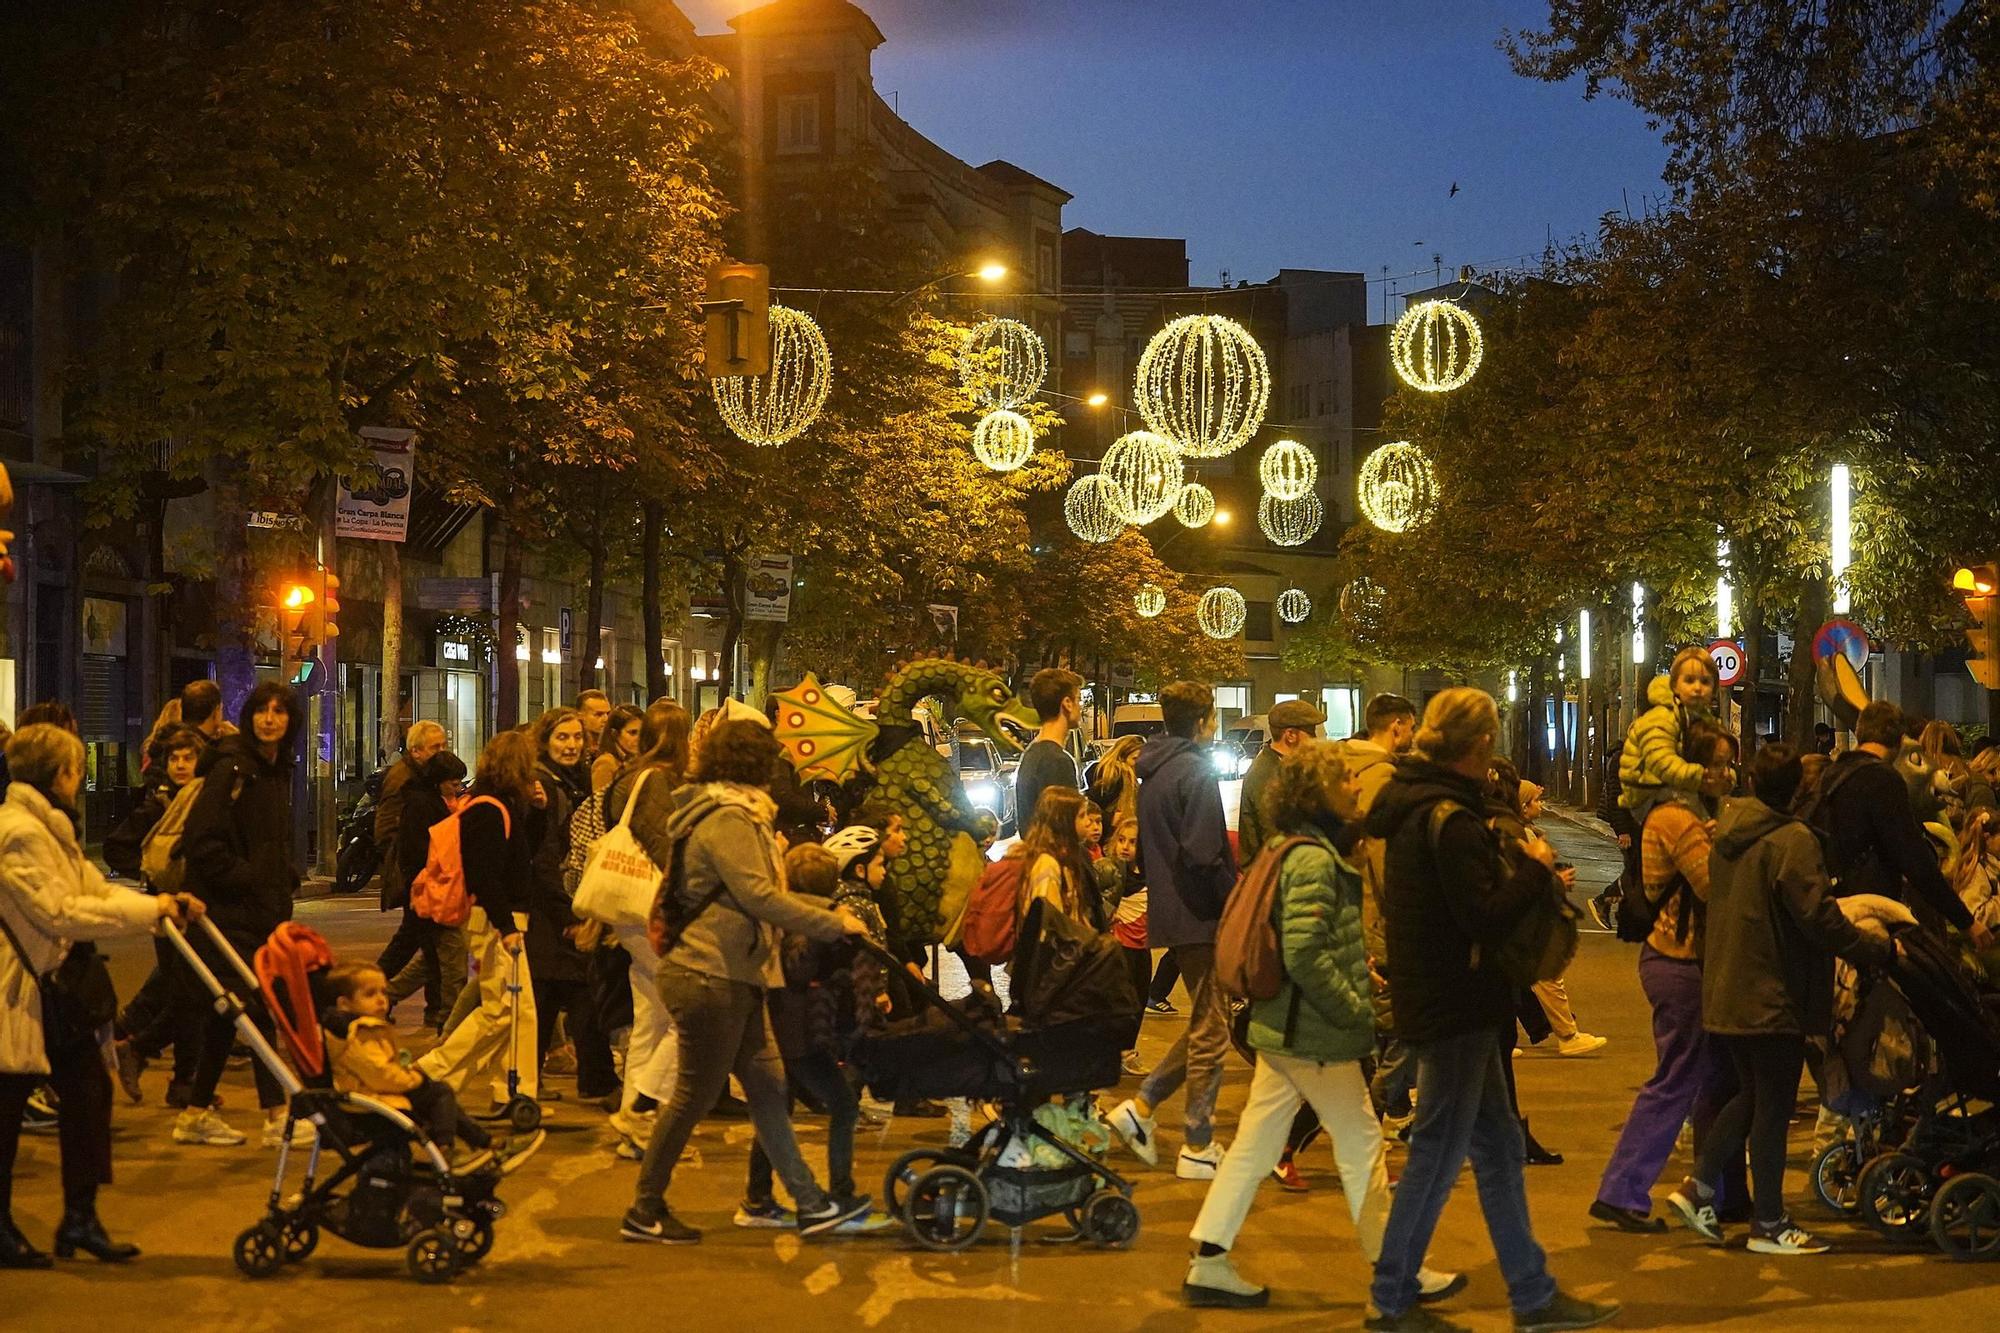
0, 907, 119, 1057
575, 769, 665, 927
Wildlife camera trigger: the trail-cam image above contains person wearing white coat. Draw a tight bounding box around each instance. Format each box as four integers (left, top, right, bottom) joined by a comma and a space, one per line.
0, 724, 199, 1268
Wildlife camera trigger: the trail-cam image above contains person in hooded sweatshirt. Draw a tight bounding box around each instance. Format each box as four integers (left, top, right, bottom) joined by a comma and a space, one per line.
1106, 681, 1239, 1182
170, 682, 307, 1151
1363, 687, 1617, 1333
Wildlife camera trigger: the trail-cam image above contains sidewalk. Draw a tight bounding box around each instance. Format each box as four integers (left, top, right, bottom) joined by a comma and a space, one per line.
1540, 803, 1624, 900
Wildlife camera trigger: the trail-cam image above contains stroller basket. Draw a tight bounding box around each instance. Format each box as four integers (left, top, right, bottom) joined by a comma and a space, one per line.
982, 1162, 1098, 1227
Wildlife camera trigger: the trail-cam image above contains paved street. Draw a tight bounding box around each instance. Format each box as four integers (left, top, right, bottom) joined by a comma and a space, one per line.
6, 816, 1992, 1331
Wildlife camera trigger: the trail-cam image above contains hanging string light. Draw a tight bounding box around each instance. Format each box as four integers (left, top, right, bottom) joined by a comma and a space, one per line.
1258, 491, 1322, 546
1357, 441, 1438, 533
1277, 587, 1312, 624
1173, 481, 1215, 528
1340, 578, 1384, 642
1099, 430, 1181, 524
1390, 298, 1483, 392
1064, 475, 1125, 543
970, 409, 1036, 472
959, 317, 1047, 410
712, 305, 832, 446
1259, 440, 1318, 501
1134, 583, 1167, 618
1198, 586, 1247, 639
1134, 314, 1270, 458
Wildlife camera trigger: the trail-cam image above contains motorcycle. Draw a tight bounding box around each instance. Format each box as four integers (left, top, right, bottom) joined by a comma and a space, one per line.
332, 766, 388, 895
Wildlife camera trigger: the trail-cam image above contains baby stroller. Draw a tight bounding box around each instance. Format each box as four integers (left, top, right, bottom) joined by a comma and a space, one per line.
853, 903, 1141, 1252
162, 917, 511, 1283
1845, 928, 2000, 1259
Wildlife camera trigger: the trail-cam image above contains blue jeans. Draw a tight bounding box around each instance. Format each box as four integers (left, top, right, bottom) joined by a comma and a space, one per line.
1371, 1028, 1557, 1317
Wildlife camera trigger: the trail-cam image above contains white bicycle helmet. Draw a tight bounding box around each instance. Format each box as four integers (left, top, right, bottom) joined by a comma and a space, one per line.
822, 825, 882, 877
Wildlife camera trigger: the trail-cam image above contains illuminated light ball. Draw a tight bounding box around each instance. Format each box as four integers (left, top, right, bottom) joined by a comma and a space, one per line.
1064, 475, 1125, 544
1340, 578, 1385, 641
1134, 583, 1167, 618
1135, 314, 1270, 459
1099, 430, 1182, 524
1390, 299, 1484, 393
1198, 586, 1248, 640
1173, 481, 1216, 528
712, 305, 832, 446
1357, 441, 1438, 533
1277, 587, 1312, 624
959, 317, 1048, 410
970, 409, 1036, 472
1259, 439, 1318, 501
1258, 491, 1323, 546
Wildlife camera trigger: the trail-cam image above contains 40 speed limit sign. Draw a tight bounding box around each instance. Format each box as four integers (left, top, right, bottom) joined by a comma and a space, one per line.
1708, 639, 1746, 688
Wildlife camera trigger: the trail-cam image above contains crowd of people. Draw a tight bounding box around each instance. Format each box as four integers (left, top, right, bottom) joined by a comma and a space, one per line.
0, 653, 1989, 1331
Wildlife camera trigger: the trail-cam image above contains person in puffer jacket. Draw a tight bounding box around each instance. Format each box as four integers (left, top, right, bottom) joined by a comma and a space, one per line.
1182, 741, 1461, 1311
1618, 648, 1718, 823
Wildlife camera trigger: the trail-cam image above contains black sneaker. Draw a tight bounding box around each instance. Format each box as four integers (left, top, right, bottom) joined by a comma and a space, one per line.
1587, 1200, 1666, 1234
620, 1206, 700, 1245
1587, 892, 1619, 932
1363, 1307, 1470, 1332
22, 1088, 58, 1135
798, 1194, 873, 1239
1515, 1291, 1620, 1333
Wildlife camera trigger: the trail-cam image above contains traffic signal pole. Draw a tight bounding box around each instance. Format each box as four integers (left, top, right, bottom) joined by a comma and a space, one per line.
1952, 564, 2000, 740
315, 484, 339, 877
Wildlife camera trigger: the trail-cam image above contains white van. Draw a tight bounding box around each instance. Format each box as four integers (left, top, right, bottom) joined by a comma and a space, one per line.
1110, 703, 1164, 738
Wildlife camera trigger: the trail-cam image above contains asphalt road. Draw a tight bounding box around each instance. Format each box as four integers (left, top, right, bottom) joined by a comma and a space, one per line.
6, 815, 1993, 1331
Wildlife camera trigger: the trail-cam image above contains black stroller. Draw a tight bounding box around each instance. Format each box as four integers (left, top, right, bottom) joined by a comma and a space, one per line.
1845, 928, 2000, 1259
162, 917, 512, 1283
853, 903, 1141, 1252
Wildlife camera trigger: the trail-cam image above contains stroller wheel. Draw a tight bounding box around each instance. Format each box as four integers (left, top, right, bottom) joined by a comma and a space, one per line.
1082, 1190, 1140, 1248
507, 1097, 543, 1134
233, 1224, 286, 1279
904, 1165, 988, 1252
406, 1228, 462, 1284
1811, 1141, 1863, 1215
1858, 1152, 1934, 1239
884, 1149, 952, 1217
453, 1217, 496, 1264
278, 1216, 319, 1264
1930, 1173, 2000, 1262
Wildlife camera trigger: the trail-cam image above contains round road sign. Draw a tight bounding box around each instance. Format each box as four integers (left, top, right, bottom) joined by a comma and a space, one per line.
1708, 639, 1745, 688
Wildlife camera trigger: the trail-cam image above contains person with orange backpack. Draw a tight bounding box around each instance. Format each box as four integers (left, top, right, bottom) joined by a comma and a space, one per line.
415, 730, 543, 1115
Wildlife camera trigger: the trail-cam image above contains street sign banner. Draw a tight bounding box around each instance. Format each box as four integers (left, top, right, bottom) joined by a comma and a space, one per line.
1812, 618, 1870, 674
336, 427, 417, 541
744, 554, 794, 623
1707, 638, 1745, 688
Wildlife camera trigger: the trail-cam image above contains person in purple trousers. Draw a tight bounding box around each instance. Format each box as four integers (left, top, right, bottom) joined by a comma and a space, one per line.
1590, 720, 1738, 1231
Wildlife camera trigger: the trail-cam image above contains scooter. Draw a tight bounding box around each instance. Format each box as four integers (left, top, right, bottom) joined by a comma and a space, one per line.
332, 767, 387, 895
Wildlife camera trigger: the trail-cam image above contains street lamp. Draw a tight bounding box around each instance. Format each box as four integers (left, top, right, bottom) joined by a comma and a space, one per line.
975, 262, 1009, 283
1086, 391, 1109, 408
892, 262, 1010, 305
1213, 509, 1233, 527
1831, 463, 1852, 614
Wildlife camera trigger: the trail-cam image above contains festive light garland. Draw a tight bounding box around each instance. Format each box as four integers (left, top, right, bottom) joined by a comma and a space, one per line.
1340, 578, 1385, 641
1357, 441, 1438, 533
1197, 586, 1247, 639
1064, 475, 1125, 543
1099, 430, 1181, 524
1134, 582, 1167, 618
1390, 299, 1483, 393
959, 317, 1047, 410
1258, 491, 1323, 546
1173, 481, 1216, 528
712, 305, 832, 446
1277, 587, 1312, 624
1259, 439, 1318, 502
1134, 314, 1270, 458
970, 408, 1036, 472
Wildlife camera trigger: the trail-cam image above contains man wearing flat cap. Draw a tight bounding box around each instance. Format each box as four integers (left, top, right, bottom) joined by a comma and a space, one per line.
1235, 699, 1326, 857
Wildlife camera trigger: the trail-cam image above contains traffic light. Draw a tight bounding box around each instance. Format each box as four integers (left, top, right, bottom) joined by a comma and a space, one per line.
279, 580, 316, 660
320, 571, 341, 645
1954, 564, 2000, 689
702, 261, 771, 378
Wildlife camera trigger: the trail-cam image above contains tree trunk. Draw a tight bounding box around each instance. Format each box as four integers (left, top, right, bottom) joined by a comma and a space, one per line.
380, 541, 403, 763
1787, 581, 1829, 747
719, 547, 745, 699
1741, 600, 1766, 761
746, 621, 784, 710
642, 501, 667, 703
1525, 655, 1550, 786
578, 531, 606, 694
495, 517, 524, 730
210, 470, 260, 720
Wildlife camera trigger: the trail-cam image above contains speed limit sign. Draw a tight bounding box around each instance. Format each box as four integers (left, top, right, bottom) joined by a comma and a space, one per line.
1708, 639, 1746, 688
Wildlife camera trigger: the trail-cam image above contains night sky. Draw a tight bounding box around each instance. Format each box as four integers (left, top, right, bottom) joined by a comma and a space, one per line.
679, 0, 1669, 320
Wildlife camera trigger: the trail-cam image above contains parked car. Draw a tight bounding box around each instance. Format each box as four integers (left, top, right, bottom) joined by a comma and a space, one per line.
956, 734, 1017, 835
1212, 715, 1268, 778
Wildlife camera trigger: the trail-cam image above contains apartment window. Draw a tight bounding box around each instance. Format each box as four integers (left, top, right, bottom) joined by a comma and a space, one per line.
1037, 241, 1056, 289
1065, 330, 1090, 358
776, 94, 821, 154
1213, 685, 1250, 725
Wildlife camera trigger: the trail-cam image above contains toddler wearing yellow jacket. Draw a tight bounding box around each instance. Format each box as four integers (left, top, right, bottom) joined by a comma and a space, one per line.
326, 962, 497, 1172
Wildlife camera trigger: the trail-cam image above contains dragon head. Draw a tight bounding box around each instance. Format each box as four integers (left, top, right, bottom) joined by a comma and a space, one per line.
889, 658, 1038, 754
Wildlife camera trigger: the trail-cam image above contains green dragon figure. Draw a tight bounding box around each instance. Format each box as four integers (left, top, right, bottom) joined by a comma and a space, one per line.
774, 660, 1037, 947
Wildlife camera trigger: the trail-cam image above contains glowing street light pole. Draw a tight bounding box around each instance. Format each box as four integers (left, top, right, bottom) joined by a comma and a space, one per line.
1631, 582, 1646, 665
1717, 537, 1733, 639
1830, 464, 1852, 614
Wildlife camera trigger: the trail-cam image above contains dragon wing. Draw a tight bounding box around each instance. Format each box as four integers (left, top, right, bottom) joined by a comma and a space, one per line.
772, 673, 879, 784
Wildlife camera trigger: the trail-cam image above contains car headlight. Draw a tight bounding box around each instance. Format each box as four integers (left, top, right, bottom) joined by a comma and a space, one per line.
965, 780, 998, 808
1211, 752, 1235, 775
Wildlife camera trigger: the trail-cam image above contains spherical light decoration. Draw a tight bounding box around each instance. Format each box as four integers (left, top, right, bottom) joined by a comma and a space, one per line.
1277, 587, 1312, 624
1357, 441, 1439, 533
970, 408, 1036, 472
1390, 299, 1484, 393
1258, 492, 1323, 546
1198, 586, 1248, 640
1134, 583, 1167, 618
958, 317, 1047, 410
1340, 578, 1385, 642
1259, 439, 1318, 501
711, 305, 832, 446
1064, 474, 1125, 544
1173, 481, 1216, 528
1099, 430, 1181, 524
1134, 314, 1270, 458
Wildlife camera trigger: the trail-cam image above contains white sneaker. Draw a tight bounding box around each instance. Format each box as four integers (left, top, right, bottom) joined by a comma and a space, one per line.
608, 1106, 655, 1149
173, 1108, 247, 1146
1176, 1142, 1226, 1180
1558, 1032, 1608, 1057
1747, 1217, 1830, 1255
1183, 1252, 1269, 1308
1106, 1099, 1160, 1166
261, 1115, 316, 1149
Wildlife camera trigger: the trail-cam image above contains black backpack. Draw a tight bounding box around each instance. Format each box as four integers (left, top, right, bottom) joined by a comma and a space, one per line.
1426, 800, 1579, 987
1793, 756, 1876, 888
